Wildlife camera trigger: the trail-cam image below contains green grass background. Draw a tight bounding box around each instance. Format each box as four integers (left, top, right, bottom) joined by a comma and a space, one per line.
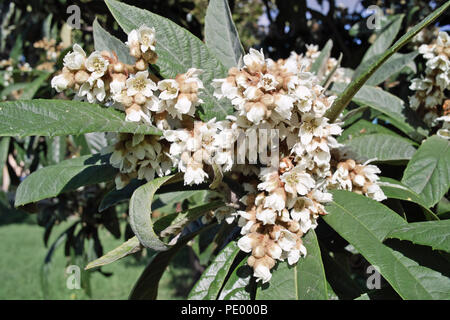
0, 209, 195, 300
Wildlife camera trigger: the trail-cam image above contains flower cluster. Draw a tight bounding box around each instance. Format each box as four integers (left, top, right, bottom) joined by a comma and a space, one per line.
212, 48, 384, 282
33, 37, 67, 71
51, 26, 387, 283
109, 133, 172, 189
409, 31, 450, 138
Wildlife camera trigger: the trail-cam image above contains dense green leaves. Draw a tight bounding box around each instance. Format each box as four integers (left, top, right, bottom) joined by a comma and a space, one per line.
324, 190, 450, 299
354, 52, 418, 86
256, 230, 328, 300
85, 236, 141, 270
324, 1, 450, 122
0, 99, 162, 137
205, 0, 244, 69
343, 133, 416, 164
379, 177, 438, 220
129, 224, 212, 300
105, 0, 233, 121
387, 220, 450, 252
332, 83, 428, 139
93, 19, 135, 65
188, 241, 241, 300
361, 14, 404, 62
15, 154, 117, 206
402, 136, 450, 208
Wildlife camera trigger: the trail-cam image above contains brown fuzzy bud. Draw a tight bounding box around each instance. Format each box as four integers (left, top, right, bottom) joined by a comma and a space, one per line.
252, 245, 266, 259
134, 92, 147, 105
135, 59, 148, 71
247, 255, 256, 267
130, 45, 142, 59
113, 62, 125, 73
74, 70, 89, 84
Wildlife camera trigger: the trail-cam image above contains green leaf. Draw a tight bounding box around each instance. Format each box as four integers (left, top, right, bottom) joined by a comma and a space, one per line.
355, 293, 370, 300
129, 224, 212, 300
324, 190, 450, 299
362, 14, 404, 62
342, 133, 416, 164
0, 99, 162, 137
339, 119, 416, 145
379, 177, 438, 221
218, 257, 253, 300
354, 52, 418, 86
99, 179, 144, 212
85, 236, 141, 270
105, 0, 233, 121
93, 19, 135, 65
256, 230, 328, 300
154, 201, 224, 237
387, 220, 450, 252
46, 136, 67, 165
188, 241, 241, 300
310, 40, 333, 76
402, 136, 450, 208
204, 0, 244, 69
331, 83, 428, 140
0, 137, 10, 182
324, 2, 450, 122
129, 175, 178, 251
21, 72, 51, 100
15, 154, 117, 206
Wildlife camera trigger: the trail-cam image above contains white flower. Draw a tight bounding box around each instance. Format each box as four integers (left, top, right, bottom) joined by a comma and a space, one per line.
256, 208, 277, 225
51, 73, 72, 92
158, 79, 179, 100
63, 44, 86, 70
264, 190, 286, 212
254, 264, 272, 283
237, 235, 255, 253
85, 52, 109, 83
243, 48, 265, 72
125, 104, 151, 123
278, 230, 297, 251
78, 79, 106, 103
126, 71, 157, 97
184, 161, 208, 185
366, 183, 387, 201
138, 25, 157, 53
280, 166, 315, 196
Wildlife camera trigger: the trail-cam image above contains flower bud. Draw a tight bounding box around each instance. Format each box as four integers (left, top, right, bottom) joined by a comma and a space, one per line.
74, 70, 89, 84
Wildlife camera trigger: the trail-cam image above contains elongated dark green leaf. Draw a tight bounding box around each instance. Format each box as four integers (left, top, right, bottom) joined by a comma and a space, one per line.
324, 190, 450, 299
129, 175, 177, 251
325, 2, 450, 122
46, 136, 67, 165
387, 220, 450, 252
0, 137, 10, 182
93, 19, 135, 65
15, 154, 116, 206
218, 257, 253, 300
310, 40, 333, 76
362, 14, 404, 62
339, 119, 416, 145
354, 52, 417, 86
21, 72, 51, 100
155, 201, 224, 237
256, 230, 328, 300
205, 0, 244, 69
402, 136, 450, 208
105, 0, 233, 121
129, 224, 213, 300
379, 177, 438, 221
189, 241, 241, 300
342, 133, 416, 164
99, 179, 144, 212
85, 236, 141, 270
0, 99, 162, 137
331, 83, 428, 140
